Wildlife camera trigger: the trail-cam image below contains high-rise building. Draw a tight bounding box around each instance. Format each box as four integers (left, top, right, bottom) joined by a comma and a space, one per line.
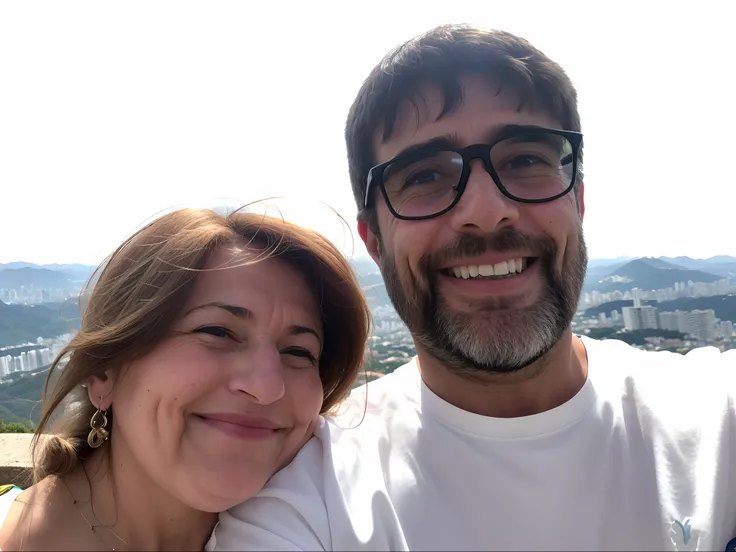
632, 288, 642, 308
659, 310, 690, 334
623, 305, 659, 331
687, 309, 717, 341
0, 355, 11, 377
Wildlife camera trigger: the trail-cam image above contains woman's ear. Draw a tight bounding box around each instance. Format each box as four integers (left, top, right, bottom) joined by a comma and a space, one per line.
86, 370, 117, 410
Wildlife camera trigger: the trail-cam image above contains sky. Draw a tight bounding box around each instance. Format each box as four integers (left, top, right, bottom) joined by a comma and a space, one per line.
1, 1, 734, 266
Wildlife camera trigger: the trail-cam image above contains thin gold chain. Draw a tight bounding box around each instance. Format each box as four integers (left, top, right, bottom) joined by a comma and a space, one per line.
57, 475, 128, 551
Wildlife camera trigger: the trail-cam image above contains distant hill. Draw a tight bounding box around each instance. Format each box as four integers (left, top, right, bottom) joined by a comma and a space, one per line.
656, 256, 736, 278
350, 258, 393, 307
697, 262, 736, 278
0, 262, 95, 289
0, 367, 59, 425
584, 258, 722, 293
0, 267, 77, 289
350, 258, 385, 286
584, 261, 630, 288
584, 294, 736, 322
586, 257, 635, 269
0, 301, 81, 348
659, 255, 736, 268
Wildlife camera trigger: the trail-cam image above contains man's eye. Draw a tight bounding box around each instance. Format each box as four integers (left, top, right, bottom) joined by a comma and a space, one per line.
404, 169, 442, 187
506, 154, 546, 169
194, 326, 232, 339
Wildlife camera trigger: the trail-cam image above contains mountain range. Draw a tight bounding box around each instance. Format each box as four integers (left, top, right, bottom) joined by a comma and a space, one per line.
1, 255, 734, 315
583, 256, 734, 293
0, 301, 81, 348
0, 263, 93, 290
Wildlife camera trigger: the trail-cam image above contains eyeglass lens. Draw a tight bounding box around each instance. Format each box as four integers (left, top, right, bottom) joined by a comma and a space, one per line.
382, 131, 575, 218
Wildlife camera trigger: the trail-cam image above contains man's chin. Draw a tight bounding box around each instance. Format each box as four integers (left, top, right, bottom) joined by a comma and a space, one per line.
434, 308, 562, 372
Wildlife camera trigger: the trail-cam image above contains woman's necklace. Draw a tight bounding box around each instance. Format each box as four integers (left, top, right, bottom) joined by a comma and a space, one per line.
57, 475, 129, 551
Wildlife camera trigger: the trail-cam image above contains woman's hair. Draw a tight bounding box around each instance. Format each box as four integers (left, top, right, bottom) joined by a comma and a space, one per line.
31, 208, 371, 483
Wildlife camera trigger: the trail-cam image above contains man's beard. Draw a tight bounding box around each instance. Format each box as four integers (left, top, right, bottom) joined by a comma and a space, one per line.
378, 226, 588, 376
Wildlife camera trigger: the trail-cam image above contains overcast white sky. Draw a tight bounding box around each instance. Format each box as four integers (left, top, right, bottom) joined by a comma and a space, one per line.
1, 1, 733, 266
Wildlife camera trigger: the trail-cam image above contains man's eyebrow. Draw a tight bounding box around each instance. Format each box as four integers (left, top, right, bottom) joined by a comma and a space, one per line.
388, 125, 549, 161
489, 124, 552, 142
390, 134, 462, 160
183, 302, 254, 319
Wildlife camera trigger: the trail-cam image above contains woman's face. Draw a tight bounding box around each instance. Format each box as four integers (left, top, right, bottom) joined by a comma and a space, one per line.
92, 248, 325, 512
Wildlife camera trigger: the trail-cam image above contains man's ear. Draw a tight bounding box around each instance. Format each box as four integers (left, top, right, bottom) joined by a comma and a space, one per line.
357, 218, 381, 265
86, 370, 117, 411
578, 182, 586, 221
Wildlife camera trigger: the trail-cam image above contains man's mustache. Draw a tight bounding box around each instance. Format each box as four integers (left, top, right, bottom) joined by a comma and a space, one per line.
420, 228, 553, 272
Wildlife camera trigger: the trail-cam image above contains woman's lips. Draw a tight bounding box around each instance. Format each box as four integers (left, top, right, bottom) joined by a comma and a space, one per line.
195, 413, 281, 439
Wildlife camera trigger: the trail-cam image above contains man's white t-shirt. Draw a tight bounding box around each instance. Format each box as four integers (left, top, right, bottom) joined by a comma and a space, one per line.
209, 337, 736, 551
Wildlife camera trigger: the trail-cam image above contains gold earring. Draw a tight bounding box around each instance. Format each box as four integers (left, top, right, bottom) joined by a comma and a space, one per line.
87, 399, 110, 449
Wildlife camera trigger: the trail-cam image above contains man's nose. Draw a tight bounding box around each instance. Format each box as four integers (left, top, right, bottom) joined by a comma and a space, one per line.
447, 159, 520, 233
228, 347, 286, 405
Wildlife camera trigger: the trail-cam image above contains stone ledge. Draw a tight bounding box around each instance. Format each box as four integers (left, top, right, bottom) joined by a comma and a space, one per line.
0, 434, 33, 486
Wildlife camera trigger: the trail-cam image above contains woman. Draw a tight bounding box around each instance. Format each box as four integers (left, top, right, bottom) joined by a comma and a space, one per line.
0, 208, 370, 550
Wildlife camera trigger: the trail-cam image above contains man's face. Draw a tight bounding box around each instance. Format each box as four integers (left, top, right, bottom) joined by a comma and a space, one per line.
360, 75, 588, 376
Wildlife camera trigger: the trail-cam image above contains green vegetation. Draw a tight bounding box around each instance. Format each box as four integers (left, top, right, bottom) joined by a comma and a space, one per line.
0, 368, 59, 425
0, 301, 81, 347
0, 419, 34, 433
364, 341, 415, 376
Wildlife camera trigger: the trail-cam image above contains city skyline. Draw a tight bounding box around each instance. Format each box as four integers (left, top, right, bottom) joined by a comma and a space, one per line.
3, 253, 736, 270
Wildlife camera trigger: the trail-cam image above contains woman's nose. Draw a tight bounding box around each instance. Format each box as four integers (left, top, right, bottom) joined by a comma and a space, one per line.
228, 347, 285, 405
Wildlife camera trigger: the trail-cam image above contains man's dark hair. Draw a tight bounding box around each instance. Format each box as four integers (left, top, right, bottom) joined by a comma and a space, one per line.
345, 24, 583, 230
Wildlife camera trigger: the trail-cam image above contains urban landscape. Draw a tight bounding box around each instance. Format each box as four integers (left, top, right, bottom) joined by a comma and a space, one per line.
0, 255, 735, 425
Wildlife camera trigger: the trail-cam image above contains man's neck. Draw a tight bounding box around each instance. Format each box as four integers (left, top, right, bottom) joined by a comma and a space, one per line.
78, 437, 216, 550
415, 330, 589, 418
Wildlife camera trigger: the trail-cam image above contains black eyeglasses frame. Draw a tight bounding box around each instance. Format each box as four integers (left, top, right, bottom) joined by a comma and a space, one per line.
363, 126, 584, 221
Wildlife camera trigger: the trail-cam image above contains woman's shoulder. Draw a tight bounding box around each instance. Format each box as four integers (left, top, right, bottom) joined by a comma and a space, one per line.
0, 484, 27, 549
0, 484, 23, 524
0, 479, 63, 550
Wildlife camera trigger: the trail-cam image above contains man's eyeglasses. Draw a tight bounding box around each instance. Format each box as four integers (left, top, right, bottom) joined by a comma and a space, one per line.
364, 126, 583, 221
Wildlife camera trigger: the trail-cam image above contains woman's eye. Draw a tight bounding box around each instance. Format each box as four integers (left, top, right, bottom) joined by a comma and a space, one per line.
282, 347, 317, 364
194, 326, 232, 339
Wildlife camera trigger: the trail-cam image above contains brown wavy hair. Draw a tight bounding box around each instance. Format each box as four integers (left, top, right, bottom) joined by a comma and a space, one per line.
30, 208, 371, 483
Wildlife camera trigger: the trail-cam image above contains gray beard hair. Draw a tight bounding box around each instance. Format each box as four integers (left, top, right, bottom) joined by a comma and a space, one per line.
378, 226, 588, 376
436, 300, 563, 370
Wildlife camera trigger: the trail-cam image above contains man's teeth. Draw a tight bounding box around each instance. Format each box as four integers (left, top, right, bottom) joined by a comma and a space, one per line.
451, 258, 527, 279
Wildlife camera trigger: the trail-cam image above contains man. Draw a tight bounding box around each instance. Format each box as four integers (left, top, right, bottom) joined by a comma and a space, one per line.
210, 24, 736, 551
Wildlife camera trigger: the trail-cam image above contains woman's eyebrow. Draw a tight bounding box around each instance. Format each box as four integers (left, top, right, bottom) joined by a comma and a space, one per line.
183, 302, 253, 319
